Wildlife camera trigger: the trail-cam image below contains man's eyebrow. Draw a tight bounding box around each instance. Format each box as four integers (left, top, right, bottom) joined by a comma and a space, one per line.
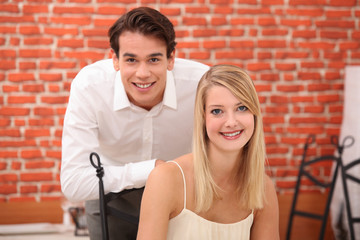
122, 52, 164, 58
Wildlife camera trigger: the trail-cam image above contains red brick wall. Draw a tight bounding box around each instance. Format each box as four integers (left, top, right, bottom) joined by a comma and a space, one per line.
1, 0, 359, 202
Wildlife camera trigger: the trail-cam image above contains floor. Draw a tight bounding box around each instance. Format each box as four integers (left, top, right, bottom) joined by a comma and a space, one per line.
0, 223, 89, 240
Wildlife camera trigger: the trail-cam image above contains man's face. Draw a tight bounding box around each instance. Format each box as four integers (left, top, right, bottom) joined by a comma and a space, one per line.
112, 31, 175, 110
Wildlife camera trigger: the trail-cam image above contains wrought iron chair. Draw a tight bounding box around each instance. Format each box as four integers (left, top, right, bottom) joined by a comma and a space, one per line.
90, 152, 139, 240
339, 136, 359, 240
286, 135, 351, 240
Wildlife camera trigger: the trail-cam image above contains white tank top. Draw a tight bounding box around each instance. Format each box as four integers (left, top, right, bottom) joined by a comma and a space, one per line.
166, 161, 253, 240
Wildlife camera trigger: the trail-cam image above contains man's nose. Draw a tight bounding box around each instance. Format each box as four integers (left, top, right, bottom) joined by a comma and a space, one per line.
136, 62, 151, 79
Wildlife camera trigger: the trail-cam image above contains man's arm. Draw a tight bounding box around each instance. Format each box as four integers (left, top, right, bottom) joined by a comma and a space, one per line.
60, 70, 156, 202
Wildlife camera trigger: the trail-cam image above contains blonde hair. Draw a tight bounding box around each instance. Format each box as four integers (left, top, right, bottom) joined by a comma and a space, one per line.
193, 64, 266, 212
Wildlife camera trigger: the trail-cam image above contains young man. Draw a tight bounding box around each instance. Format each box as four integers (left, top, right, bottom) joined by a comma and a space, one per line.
60, 7, 209, 239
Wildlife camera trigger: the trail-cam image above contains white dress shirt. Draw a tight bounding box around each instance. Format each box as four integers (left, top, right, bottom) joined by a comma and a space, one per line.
61, 58, 209, 202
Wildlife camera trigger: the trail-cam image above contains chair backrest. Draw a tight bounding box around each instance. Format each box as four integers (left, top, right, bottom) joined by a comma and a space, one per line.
339, 136, 359, 240
286, 135, 343, 240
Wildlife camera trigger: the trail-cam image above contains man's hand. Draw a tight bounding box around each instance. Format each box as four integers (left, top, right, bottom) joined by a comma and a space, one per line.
155, 159, 165, 166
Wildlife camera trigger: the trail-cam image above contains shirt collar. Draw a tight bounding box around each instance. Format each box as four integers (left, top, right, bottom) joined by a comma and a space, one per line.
113, 70, 177, 111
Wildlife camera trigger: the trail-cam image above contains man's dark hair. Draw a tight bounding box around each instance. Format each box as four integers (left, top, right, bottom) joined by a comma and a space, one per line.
108, 7, 177, 58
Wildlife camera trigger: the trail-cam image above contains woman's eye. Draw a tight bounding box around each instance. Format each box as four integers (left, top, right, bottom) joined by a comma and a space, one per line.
211, 109, 222, 115
238, 106, 248, 112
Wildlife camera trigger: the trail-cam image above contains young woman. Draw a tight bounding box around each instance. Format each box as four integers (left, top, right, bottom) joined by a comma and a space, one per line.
137, 64, 280, 240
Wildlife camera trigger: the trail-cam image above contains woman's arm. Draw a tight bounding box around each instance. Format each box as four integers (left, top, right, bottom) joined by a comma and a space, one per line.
251, 175, 280, 240
137, 162, 182, 240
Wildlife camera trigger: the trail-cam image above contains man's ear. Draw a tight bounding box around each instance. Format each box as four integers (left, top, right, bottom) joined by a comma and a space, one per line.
111, 49, 119, 71
167, 50, 176, 71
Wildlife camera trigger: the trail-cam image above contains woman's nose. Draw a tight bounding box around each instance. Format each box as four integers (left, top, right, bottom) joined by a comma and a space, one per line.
225, 113, 238, 128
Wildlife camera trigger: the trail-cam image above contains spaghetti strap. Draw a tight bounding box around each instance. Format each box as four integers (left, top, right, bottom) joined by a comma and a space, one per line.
168, 161, 187, 209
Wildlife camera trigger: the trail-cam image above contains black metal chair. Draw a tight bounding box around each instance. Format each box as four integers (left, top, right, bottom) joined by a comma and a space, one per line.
286, 135, 350, 240
90, 152, 139, 240
339, 136, 360, 240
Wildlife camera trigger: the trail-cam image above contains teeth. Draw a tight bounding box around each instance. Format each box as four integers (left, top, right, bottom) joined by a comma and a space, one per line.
135, 83, 152, 88
223, 131, 242, 137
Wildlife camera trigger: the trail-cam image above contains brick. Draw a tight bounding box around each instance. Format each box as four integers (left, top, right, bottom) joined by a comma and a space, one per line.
21, 149, 43, 159
0, 173, 18, 183
292, 30, 316, 39
329, 0, 357, 6
39, 61, 77, 69
297, 72, 322, 80
258, 17, 276, 26
24, 129, 51, 138
41, 96, 69, 104
183, 17, 207, 26
258, 40, 287, 48
87, 39, 109, 49
0, 50, 16, 58
20, 185, 38, 194
53, 6, 94, 14
0, 60, 16, 70
280, 19, 311, 27
57, 39, 84, 48
40, 184, 61, 193
262, 29, 288, 36
25, 161, 55, 169
315, 20, 355, 28
0, 150, 18, 157
23, 5, 48, 14
24, 37, 53, 45
0, 107, 30, 116
50, 16, 91, 25
203, 40, 226, 49
29, 118, 54, 126
340, 41, 360, 50
275, 63, 296, 71
11, 162, 21, 170
320, 30, 348, 39
20, 172, 53, 182
308, 83, 331, 91
63, 51, 106, 60
326, 10, 351, 18
289, 0, 327, 5
230, 17, 255, 26
211, 17, 227, 26
39, 73, 63, 82
286, 8, 323, 17
19, 49, 52, 58
216, 50, 253, 60
8, 95, 36, 105
23, 84, 45, 92
44, 27, 78, 36
0, 184, 17, 194
19, 62, 37, 70
8, 73, 35, 82
0, 4, 19, 13
189, 52, 211, 60
0, 16, 35, 23
229, 40, 254, 48
277, 85, 304, 92
19, 26, 41, 35
247, 62, 271, 71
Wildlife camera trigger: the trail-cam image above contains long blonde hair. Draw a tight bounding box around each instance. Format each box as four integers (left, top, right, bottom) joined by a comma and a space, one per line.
193, 64, 266, 212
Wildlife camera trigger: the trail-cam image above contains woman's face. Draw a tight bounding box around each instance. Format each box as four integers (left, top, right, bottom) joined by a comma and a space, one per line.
205, 85, 254, 154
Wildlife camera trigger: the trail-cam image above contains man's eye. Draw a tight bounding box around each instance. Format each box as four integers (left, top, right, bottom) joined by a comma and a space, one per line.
211, 109, 222, 115
126, 58, 136, 63
149, 58, 159, 63
238, 106, 248, 112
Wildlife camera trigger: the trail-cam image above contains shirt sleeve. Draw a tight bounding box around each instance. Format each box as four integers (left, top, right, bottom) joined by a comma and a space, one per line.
60, 69, 156, 203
